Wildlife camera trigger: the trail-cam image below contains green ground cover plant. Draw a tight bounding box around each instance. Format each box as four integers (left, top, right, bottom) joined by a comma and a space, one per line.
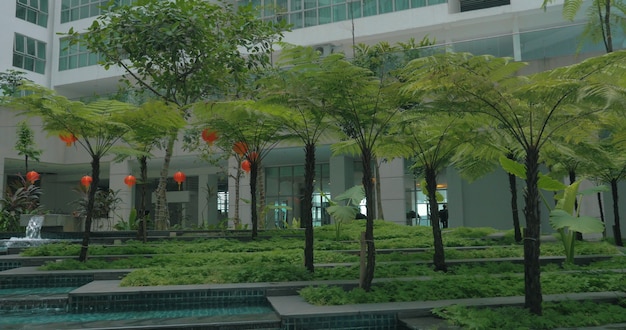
432, 300, 626, 330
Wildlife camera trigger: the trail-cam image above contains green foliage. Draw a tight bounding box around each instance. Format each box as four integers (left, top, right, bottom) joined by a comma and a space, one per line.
322, 185, 365, 241
434, 300, 626, 330
72, 187, 121, 220
550, 180, 606, 263
14, 121, 42, 170
0, 176, 42, 232
114, 208, 138, 231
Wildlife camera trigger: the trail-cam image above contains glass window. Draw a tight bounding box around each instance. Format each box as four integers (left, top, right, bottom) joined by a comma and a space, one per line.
412, 0, 426, 7
61, 0, 135, 23
304, 9, 317, 27
58, 36, 102, 71
363, 0, 377, 16
379, 0, 393, 14
290, 12, 303, 28
396, 0, 410, 10
291, 0, 302, 11
15, 0, 48, 27
350, 1, 362, 18
13, 33, 46, 74
332, 3, 347, 22
318, 6, 331, 24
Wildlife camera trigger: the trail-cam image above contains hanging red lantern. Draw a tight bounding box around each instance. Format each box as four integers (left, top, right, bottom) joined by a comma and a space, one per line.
241, 160, 251, 173
26, 171, 40, 183
173, 171, 186, 190
124, 175, 136, 188
80, 175, 93, 188
233, 141, 248, 156
201, 129, 218, 145
59, 132, 78, 146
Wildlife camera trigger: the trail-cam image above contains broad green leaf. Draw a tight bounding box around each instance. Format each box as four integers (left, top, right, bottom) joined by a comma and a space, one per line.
538, 174, 567, 192
326, 205, 358, 224
549, 209, 605, 234
334, 185, 365, 206
499, 155, 526, 179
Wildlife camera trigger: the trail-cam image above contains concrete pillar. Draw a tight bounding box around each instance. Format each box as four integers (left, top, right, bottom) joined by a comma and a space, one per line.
329, 155, 354, 201
446, 167, 465, 228
229, 156, 251, 228
197, 174, 219, 227
109, 160, 134, 227
379, 158, 407, 225
0, 157, 5, 198
512, 16, 522, 61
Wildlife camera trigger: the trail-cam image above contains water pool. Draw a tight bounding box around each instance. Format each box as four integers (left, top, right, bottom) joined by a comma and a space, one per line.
0, 302, 275, 326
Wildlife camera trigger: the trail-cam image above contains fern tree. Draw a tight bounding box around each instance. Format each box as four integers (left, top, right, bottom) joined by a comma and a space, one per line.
542, 0, 626, 53
315, 53, 403, 292
69, 0, 286, 229
12, 84, 137, 261
14, 121, 42, 173
257, 45, 336, 272
390, 112, 470, 272
193, 101, 285, 238
400, 51, 626, 315
585, 111, 626, 246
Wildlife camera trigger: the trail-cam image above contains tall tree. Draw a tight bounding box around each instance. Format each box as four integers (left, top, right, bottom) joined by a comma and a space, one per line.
542, 0, 626, 53
68, 0, 286, 228
193, 101, 285, 238
258, 45, 336, 272
316, 53, 402, 291
12, 84, 137, 261
400, 51, 626, 315
14, 121, 42, 173
390, 112, 470, 272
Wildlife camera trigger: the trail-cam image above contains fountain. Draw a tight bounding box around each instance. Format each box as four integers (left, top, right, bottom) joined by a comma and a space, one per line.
1, 216, 51, 252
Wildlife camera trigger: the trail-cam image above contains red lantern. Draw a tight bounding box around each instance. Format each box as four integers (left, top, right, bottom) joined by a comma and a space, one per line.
241, 160, 251, 173
233, 141, 248, 156
201, 129, 218, 145
173, 171, 186, 190
59, 132, 78, 146
26, 171, 40, 183
80, 175, 93, 188
124, 175, 136, 188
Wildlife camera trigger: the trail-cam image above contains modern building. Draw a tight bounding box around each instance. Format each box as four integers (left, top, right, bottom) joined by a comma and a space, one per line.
0, 0, 617, 235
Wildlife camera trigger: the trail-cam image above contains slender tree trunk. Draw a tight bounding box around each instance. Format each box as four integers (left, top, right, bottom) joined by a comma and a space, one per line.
508, 170, 522, 243
604, 0, 613, 53
137, 155, 148, 243
360, 148, 376, 291
79, 156, 100, 262
257, 164, 266, 229
154, 136, 175, 230
375, 159, 384, 220
25, 155, 29, 173
426, 166, 447, 272
611, 179, 623, 246
523, 146, 542, 315
231, 157, 242, 229
597, 191, 606, 238
250, 160, 259, 238
303, 143, 316, 272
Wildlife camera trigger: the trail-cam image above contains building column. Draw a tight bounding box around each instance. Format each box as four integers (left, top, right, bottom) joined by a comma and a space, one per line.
329, 155, 354, 202
109, 160, 134, 227
512, 16, 522, 61
446, 167, 465, 228
379, 158, 408, 225
0, 157, 5, 197
198, 174, 219, 227
229, 156, 251, 228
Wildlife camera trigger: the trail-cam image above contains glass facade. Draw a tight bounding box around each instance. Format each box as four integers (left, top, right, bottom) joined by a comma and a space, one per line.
13, 33, 46, 74
265, 164, 331, 228
60, 0, 134, 23
249, 0, 447, 29
16, 0, 48, 27
58, 37, 101, 71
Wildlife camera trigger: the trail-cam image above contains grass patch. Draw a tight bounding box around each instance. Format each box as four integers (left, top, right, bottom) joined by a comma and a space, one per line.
433, 300, 626, 329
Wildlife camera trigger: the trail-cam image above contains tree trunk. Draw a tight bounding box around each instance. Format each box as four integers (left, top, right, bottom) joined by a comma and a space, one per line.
154, 136, 175, 230
232, 158, 242, 228
250, 160, 259, 238
303, 143, 316, 272
375, 159, 384, 220
523, 146, 542, 315
611, 179, 623, 246
597, 191, 606, 238
604, 0, 613, 53
25, 155, 29, 173
508, 171, 522, 243
426, 166, 447, 272
79, 156, 100, 262
257, 164, 266, 229
360, 148, 376, 291
137, 155, 148, 243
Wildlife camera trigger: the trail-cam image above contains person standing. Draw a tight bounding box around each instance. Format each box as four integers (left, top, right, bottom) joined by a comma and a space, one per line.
439, 204, 449, 229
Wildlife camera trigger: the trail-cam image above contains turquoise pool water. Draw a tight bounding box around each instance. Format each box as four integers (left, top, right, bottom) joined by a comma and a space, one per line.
0, 287, 77, 295
0, 303, 274, 325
